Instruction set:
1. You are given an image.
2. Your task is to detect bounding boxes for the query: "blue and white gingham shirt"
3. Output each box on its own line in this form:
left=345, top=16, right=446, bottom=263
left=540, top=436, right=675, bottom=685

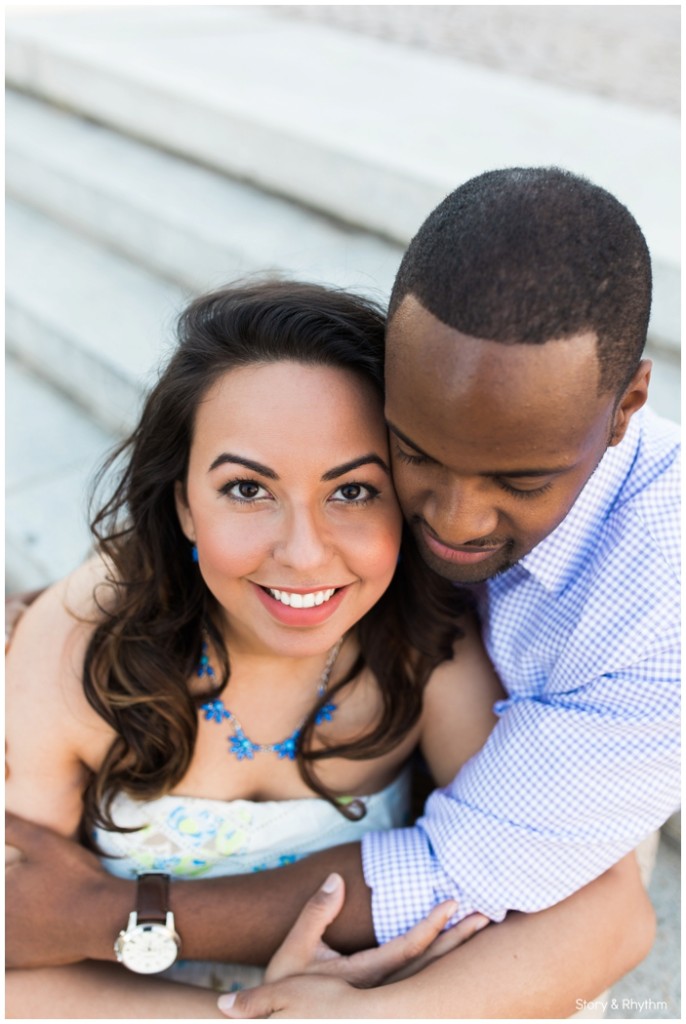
left=363, top=407, right=680, bottom=941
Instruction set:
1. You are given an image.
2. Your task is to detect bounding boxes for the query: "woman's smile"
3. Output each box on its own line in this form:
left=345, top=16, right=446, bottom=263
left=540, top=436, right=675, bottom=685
left=252, top=582, right=351, bottom=627
left=259, top=585, right=341, bottom=607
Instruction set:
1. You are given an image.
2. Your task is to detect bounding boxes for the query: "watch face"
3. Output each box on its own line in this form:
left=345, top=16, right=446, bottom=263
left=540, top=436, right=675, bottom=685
left=117, top=923, right=179, bottom=974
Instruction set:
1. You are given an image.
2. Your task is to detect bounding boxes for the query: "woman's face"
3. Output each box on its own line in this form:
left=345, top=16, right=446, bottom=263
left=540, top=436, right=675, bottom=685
left=176, top=360, right=402, bottom=659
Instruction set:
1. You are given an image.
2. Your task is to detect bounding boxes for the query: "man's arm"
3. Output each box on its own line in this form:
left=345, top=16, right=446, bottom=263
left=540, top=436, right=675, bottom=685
left=7, top=813, right=656, bottom=1019
left=217, top=852, right=655, bottom=1019
left=364, top=637, right=680, bottom=941
left=5, top=813, right=372, bottom=966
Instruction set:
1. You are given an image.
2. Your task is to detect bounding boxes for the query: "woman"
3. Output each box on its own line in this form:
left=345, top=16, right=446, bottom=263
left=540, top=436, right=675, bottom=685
left=6, top=281, right=502, bottom=1017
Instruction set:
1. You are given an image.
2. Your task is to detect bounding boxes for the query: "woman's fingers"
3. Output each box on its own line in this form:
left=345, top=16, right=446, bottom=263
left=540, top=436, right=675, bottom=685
left=315, top=899, right=462, bottom=987
left=385, top=912, right=490, bottom=983
left=264, top=873, right=346, bottom=982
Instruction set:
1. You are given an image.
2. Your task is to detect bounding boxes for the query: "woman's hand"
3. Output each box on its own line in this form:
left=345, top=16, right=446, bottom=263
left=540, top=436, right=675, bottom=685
left=265, top=871, right=488, bottom=988
left=220, top=974, right=373, bottom=1019
left=218, top=875, right=488, bottom=1018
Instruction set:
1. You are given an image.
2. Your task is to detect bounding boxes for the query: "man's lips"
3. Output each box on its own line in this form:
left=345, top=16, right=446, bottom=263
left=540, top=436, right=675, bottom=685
left=420, top=524, right=506, bottom=565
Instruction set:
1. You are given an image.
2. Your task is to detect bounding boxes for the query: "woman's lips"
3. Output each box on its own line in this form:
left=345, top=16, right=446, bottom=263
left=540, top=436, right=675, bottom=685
left=421, top=525, right=505, bottom=565
left=252, top=582, right=349, bottom=626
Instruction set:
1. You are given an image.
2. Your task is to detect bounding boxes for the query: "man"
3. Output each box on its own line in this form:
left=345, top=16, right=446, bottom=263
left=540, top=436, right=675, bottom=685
left=6, top=167, right=679, bottom=1017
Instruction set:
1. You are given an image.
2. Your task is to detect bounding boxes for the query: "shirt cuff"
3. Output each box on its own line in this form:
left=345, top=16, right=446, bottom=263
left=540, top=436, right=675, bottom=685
left=362, top=826, right=457, bottom=944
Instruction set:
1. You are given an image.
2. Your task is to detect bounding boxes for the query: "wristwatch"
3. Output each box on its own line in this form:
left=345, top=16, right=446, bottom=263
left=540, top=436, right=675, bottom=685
left=114, top=873, right=181, bottom=974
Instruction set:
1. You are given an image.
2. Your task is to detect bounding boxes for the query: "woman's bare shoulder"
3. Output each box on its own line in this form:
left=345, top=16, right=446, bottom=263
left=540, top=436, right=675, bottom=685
left=5, top=557, right=118, bottom=832
left=6, top=556, right=116, bottom=742
left=15, top=554, right=115, bottom=638
left=60, top=552, right=119, bottom=620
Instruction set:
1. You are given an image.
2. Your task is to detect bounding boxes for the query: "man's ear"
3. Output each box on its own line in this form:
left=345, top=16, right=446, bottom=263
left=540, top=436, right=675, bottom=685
left=609, top=359, right=651, bottom=446
left=174, top=480, right=196, bottom=542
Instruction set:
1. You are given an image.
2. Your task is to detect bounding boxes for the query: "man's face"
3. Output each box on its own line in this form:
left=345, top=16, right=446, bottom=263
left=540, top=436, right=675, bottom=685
left=385, top=296, right=623, bottom=584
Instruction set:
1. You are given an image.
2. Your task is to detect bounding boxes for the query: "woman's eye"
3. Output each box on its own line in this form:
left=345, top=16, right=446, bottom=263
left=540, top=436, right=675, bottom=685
left=220, top=479, right=270, bottom=502
left=331, top=482, right=380, bottom=504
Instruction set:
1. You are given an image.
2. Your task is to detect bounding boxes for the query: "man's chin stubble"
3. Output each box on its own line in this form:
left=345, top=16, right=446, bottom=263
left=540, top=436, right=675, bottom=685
left=414, top=535, right=518, bottom=585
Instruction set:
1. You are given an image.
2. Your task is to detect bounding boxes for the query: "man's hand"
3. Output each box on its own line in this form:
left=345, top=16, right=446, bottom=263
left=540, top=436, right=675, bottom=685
left=218, top=873, right=488, bottom=1017
left=5, top=811, right=131, bottom=968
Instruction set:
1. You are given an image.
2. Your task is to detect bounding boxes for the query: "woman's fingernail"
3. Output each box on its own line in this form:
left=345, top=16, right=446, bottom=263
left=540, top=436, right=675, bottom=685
left=321, top=872, right=341, bottom=893
left=218, top=993, right=237, bottom=1012
left=475, top=917, right=490, bottom=932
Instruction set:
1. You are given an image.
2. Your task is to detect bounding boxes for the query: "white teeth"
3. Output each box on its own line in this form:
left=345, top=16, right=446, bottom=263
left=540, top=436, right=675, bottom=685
left=267, top=588, right=337, bottom=608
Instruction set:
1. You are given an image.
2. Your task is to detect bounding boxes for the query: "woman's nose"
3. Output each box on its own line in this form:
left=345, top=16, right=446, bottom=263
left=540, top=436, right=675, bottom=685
left=274, top=506, right=331, bottom=571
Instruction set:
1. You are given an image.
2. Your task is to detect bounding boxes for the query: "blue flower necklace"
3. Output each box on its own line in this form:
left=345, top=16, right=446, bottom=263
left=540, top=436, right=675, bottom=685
left=199, top=638, right=342, bottom=761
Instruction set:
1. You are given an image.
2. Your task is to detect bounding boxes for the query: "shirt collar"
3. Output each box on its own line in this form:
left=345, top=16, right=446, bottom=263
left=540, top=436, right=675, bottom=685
left=512, top=408, right=644, bottom=595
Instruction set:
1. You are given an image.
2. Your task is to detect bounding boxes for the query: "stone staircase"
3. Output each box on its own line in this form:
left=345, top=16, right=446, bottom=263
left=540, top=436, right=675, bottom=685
left=6, top=6, right=681, bottom=591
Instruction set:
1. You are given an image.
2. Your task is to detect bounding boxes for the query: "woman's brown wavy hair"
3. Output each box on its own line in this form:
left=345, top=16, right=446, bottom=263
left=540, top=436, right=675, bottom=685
left=80, top=280, right=472, bottom=843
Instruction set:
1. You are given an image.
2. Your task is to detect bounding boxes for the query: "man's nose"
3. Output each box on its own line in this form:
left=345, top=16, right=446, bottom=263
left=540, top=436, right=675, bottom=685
left=427, top=478, right=500, bottom=544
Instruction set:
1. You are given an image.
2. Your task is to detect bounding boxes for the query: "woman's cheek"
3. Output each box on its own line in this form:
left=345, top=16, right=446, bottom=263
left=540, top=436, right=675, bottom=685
left=355, top=511, right=403, bottom=584
left=200, top=520, right=268, bottom=577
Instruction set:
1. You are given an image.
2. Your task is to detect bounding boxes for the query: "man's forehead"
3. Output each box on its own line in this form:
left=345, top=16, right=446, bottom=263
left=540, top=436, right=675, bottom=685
left=385, top=300, right=610, bottom=461
left=387, top=294, right=598, bottom=360
left=388, top=327, right=600, bottom=408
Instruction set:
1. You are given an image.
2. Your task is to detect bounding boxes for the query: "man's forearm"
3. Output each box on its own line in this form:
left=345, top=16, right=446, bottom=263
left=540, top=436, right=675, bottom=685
left=80, top=842, right=374, bottom=965
left=171, top=842, right=373, bottom=962
left=360, top=853, right=656, bottom=1018
left=6, top=810, right=374, bottom=969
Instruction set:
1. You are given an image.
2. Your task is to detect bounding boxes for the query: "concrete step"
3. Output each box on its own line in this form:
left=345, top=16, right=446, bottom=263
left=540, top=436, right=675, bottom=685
left=6, top=186, right=680, bottom=428
left=6, top=353, right=117, bottom=591
left=5, top=90, right=403, bottom=302
left=6, top=198, right=187, bottom=436
left=5, top=7, right=679, bottom=326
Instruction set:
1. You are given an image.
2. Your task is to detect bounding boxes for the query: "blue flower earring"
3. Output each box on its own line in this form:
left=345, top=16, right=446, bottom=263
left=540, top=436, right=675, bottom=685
left=192, top=544, right=199, bottom=563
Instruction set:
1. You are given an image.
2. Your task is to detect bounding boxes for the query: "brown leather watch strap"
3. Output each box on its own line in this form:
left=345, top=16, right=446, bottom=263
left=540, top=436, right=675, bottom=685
left=136, top=873, right=170, bottom=923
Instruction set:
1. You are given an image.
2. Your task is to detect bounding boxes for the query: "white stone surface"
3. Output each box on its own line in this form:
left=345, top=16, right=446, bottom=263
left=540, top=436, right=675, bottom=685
left=643, top=350, right=681, bottom=426
left=5, top=191, right=679, bottom=425
left=4, top=86, right=679, bottom=423
left=6, top=355, right=117, bottom=591
left=5, top=90, right=402, bottom=303
left=6, top=199, right=186, bottom=434
left=5, top=6, right=680, bottom=274
left=280, top=6, right=679, bottom=115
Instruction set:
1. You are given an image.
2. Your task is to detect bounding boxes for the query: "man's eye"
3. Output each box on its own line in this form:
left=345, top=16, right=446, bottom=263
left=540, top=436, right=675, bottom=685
left=499, top=480, right=554, bottom=499
left=393, top=443, right=428, bottom=466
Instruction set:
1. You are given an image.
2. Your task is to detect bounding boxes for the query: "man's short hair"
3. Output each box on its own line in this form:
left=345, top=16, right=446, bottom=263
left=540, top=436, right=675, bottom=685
left=389, top=167, right=652, bottom=395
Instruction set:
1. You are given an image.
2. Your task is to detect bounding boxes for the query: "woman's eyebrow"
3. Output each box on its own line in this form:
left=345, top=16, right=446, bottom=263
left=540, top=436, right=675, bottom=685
left=208, top=453, right=278, bottom=478
left=321, top=454, right=390, bottom=481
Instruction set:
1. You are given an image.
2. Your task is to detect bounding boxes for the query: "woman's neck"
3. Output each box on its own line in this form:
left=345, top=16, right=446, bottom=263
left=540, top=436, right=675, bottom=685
left=196, top=628, right=355, bottom=699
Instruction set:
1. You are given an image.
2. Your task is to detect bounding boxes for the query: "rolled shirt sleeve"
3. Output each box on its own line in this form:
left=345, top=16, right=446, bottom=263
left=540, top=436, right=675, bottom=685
left=363, top=637, right=680, bottom=942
